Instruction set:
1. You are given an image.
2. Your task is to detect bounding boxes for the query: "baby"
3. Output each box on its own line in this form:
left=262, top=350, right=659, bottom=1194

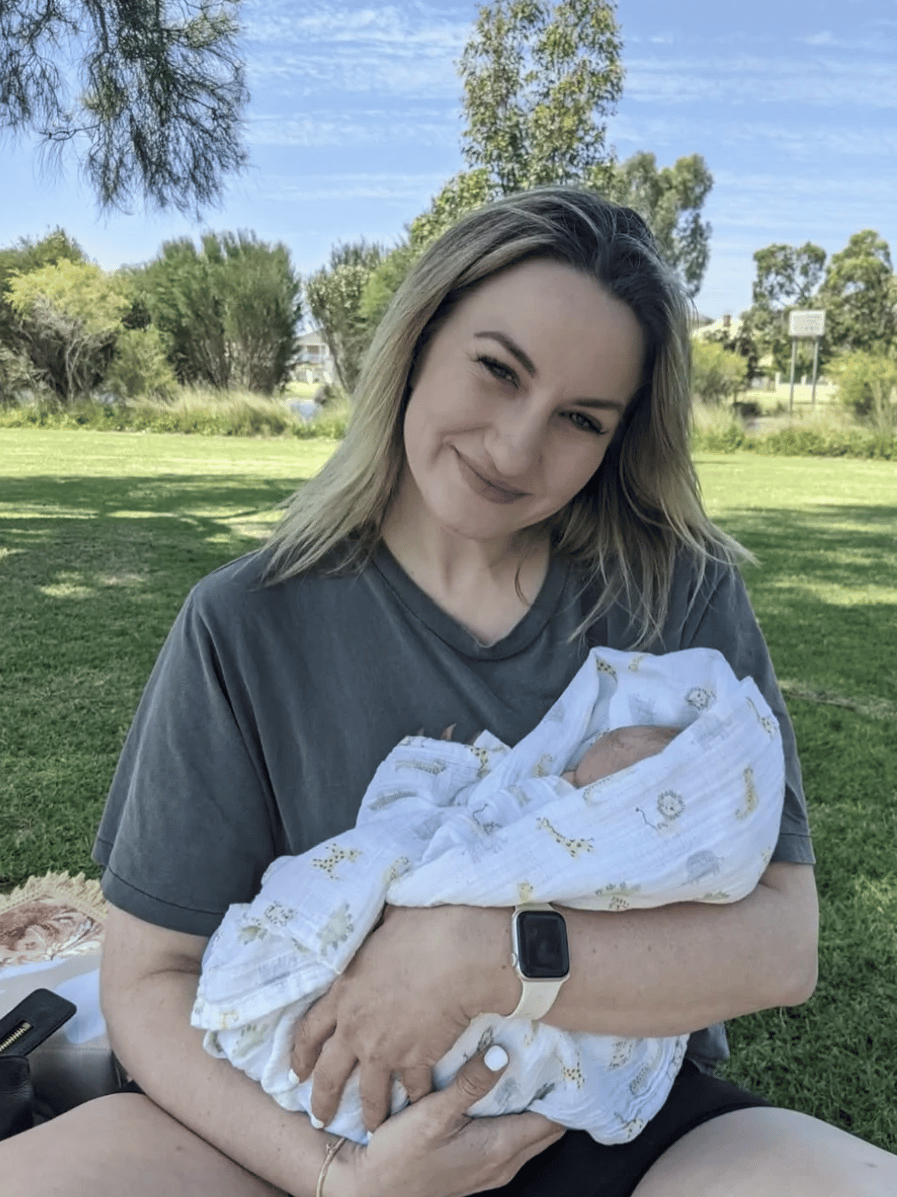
left=194, top=645, right=785, bottom=1145
left=562, top=724, right=679, bottom=787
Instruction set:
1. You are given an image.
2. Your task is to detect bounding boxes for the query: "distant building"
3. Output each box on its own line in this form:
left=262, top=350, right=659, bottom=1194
left=294, top=330, right=335, bottom=383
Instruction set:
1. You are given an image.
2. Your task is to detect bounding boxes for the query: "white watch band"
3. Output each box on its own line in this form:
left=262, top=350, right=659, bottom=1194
left=510, top=903, right=569, bottom=1021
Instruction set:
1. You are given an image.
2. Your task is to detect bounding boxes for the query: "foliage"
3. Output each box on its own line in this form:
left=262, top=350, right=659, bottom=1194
left=832, top=350, right=897, bottom=435
left=0, top=229, right=86, bottom=367
left=590, top=152, right=713, bottom=298
left=105, top=327, right=178, bottom=401
left=459, top=0, right=623, bottom=193
left=0, top=343, right=40, bottom=406
left=305, top=240, right=383, bottom=395
left=408, top=169, right=496, bottom=249
left=7, top=260, right=130, bottom=402
left=140, top=231, right=301, bottom=393
left=818, top=231, right=896, bottom=357
left=742, top=242, right=828, bottom=377
left=0, top=1, right=248, bottom=213
left=690, top=339, right=746, bottom=405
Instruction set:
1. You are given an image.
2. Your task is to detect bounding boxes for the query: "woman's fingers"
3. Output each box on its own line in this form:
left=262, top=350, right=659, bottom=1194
left=398, top=1063, right=433, bottom=1104
left=308, top=1036, right=358, bottom=1127
left=290, top=995, right=337, bottom=1081
left=434, top=1044, right=511, bottom=1129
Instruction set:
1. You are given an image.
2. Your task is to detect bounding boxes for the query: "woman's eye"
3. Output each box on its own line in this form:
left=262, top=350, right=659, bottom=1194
left=477, top=356, right=518, bottom=386
left=565, top=411, right=604, bottom=435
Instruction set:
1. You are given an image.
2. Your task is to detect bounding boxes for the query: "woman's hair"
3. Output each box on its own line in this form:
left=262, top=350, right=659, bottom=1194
left=265, top=185, right=749, bottom=647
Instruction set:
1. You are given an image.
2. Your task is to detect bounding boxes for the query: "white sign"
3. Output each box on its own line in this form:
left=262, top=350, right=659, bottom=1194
left=789, top=310, right=826, bottom=338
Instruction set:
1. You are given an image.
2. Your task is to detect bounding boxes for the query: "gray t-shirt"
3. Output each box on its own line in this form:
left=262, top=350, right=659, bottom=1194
left=93, top=542, right=814, bottom=1070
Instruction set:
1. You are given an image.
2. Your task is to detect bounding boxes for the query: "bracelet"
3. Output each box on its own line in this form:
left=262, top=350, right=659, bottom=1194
left=315, top=1135, right=347, bottom=1197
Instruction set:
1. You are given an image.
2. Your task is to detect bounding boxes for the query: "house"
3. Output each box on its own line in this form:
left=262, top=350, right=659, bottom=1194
left=294, top=330, right=335, bottom=383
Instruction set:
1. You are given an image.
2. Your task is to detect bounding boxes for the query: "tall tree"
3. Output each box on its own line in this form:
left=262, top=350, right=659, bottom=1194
left=818, top=230, right=895, bottom=356
left=459, top=0, right=623, bottom=193
left=0, top=1, right=248, bottom=213
left=8, top=260, right=129, bottom=402
left=305, top=241, right=383, bottom=396
left=142, top=232, right=301, bottom=392
left=744, top=241, right=827, bottom=375
left=592, top=152, right=713, bottom=298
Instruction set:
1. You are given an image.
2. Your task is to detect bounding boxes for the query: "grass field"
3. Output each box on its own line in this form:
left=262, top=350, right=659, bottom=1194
left=1, top=430, right=895, bottom=1149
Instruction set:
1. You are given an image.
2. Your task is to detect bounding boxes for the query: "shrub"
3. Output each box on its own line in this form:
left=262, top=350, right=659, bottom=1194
left=106, top=327, right=178, bottom=401
left=833, top=350, right=897, bottom=435
left=691, top=339, right=747, bottom=405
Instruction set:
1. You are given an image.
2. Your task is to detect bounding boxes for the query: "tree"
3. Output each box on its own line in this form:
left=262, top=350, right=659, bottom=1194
left=0, top=1, right=248, bottom=213
left=8, top=260, right=130, bottom=402
left=305, top=241, right=383, bottom=395
left=690, top=339, right=747, bottom=405
left=742, top=241, right=827, bottom=376
left=592, top=152, right=713, bottom=298
left=819, top=231, right=895, bottom=356
left=141, top=232, right=301, bottom=393
left=459, top=0, right=623, bottom=193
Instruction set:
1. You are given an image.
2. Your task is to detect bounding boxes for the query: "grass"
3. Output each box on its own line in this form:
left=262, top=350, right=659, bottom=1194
left=1, top=431, right=895, bottom=1150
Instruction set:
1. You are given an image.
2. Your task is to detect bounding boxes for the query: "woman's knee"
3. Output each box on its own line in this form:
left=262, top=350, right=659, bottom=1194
left=633, top=1106, right=897, bottom=1197
left=0, top=1093, right=284, bottom=1197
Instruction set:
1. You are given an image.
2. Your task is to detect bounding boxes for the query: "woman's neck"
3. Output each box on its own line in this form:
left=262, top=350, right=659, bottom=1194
left=381, top=510, right=551, bottom=647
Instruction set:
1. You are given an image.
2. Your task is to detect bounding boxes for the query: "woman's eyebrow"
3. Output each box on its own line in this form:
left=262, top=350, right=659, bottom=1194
left=474, top=330, right=537, bottom=377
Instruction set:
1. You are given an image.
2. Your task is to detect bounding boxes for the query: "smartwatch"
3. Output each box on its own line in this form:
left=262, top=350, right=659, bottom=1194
left=509, top=903, right=570, bottom=1020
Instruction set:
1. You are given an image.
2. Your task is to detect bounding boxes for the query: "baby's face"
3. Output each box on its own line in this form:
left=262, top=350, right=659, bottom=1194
left=563, top=725, right=679, bottom=787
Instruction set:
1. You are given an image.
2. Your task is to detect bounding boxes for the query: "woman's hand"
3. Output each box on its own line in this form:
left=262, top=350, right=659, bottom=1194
left=290, top=904, right=515, bottom=1132
left=329, top=1047, right=565, bottom=1197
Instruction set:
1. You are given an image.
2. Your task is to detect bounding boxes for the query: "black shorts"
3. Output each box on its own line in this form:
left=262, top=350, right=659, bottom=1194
left=479, top=1059, right=769, bottom=1197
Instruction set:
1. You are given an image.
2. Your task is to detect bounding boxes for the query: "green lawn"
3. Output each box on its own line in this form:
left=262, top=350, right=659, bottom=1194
left=1, top=431, right=895, bottom=1149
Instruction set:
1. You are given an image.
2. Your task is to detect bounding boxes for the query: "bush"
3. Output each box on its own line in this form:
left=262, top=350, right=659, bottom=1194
left=691, top=339, right=747, bottom=405
left=691, top=401, right=747, bottom=452
left=106, top=327, right=178, bottom=401
left=833, top=350, right=897, bottom=435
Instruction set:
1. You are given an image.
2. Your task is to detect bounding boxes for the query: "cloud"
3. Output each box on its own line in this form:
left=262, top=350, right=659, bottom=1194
left=624, top=55, right=897, bottom=108
left=254, top=171, right=448, bottom=205
left=247, top=111, right=457, bottom=148
left=241, top=1, right=469, bottom=97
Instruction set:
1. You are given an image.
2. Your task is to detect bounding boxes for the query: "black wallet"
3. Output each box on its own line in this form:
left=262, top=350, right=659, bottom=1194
left=0, top=988, right=77, bottom=1058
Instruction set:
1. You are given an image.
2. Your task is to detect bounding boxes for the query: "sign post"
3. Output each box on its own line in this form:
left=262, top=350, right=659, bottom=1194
left=788, top=310, right=826, bottom=411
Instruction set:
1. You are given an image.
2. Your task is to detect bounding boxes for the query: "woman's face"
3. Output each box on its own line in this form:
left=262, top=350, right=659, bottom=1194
left=394, top=258, right=646, bottom=552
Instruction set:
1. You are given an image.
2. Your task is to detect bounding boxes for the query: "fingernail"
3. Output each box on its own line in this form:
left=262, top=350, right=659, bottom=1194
left=364, top=1131, right=372, bottom=1145
left=288, top=1069, right=300, bottom=1086
left=484, top=1045, right=508, bottom=1071
left=309, top=1114, right=324, bottom=1129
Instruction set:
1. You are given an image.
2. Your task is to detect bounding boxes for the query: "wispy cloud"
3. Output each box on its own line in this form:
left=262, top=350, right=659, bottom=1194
left=255, top=171, right=448, bottom=205
left=247, top=111, right=457, bottom=148
left=241, top=2, right=468, bottom=97
left=625, top=55, right=897, bottom=109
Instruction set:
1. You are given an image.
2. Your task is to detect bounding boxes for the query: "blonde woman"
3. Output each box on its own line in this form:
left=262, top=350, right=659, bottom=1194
left=4, top=189, right=894, bottom=1197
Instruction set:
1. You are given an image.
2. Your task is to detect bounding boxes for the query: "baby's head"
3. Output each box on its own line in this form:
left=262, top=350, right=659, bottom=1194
left=562, top=724, right=679, bottom=787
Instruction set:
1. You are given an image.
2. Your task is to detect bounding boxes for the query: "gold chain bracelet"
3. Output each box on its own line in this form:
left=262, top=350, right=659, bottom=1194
left=315, top=1135, right=347, bottom=1197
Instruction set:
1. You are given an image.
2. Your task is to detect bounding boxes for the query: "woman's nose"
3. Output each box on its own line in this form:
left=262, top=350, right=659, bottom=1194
left=484, top=405, right=545, bottom=476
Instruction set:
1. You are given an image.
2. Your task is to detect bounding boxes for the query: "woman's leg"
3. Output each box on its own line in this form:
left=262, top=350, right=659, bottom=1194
left=633, top=1105, right=897, bottom=1197
left=0, top=1093, right=287, bottom=1197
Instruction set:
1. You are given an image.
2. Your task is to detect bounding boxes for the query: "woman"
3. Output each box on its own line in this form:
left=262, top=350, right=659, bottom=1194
left=3, top=188, right=894, bottom=1197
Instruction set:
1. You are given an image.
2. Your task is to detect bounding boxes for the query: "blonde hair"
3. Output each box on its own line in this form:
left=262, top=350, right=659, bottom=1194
left=265, top=186, right=749, bottom=646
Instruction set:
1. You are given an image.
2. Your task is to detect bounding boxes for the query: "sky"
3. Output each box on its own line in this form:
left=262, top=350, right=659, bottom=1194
left=3, top=0, right=896, bottom=319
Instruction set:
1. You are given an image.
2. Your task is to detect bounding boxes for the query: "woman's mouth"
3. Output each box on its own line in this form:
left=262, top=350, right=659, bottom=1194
left=453, top=449, right=528, bottom=504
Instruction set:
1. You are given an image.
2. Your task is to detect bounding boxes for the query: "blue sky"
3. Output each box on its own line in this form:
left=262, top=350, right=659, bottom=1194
left=3, top=0, right=895, bottom=318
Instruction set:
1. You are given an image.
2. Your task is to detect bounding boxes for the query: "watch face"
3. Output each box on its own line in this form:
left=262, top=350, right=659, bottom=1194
left=517, top=910, right=570, bottom=979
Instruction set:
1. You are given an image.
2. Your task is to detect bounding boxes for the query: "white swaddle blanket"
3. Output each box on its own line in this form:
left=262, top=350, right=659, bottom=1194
left=192, top=646, right=785, bottom=1144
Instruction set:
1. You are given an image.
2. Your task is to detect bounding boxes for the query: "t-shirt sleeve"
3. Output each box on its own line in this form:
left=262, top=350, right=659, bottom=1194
left=93, top=581, right=280, bottom=936
left=675, top=560, right=815, bottom=866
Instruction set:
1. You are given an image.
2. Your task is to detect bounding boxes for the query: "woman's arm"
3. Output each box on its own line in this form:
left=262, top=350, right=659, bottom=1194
left=101, top=905, right=561, bottom=1197
left=295, top=862, right=818, bottom=1128
left=495, top=861, right=819, bottom=1036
